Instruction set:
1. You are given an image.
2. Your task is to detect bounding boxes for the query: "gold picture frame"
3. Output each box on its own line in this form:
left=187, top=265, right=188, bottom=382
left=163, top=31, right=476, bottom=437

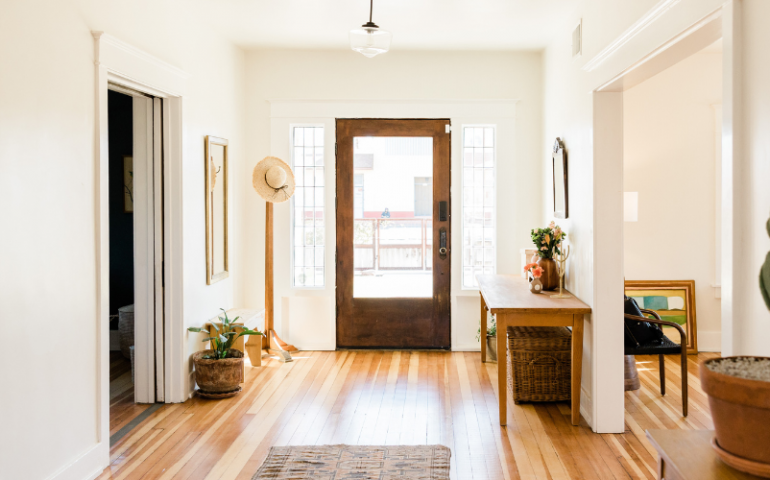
left=205, top=136, right=229, bottom=285
left=624, top=280, right=698, bottom=354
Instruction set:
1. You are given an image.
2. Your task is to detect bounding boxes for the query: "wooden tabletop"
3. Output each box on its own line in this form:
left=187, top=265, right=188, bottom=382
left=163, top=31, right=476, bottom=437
left=477, top=275, right=591, bottom=315
left=646, top=429, right=764, bottom=480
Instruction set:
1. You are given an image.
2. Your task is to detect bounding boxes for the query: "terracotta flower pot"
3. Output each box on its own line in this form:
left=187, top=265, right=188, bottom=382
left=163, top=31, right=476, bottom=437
left=192, top=349, right=244, bottom=394
left=536, top=257, right=559, bottom=291
left=700, top=357, right=770, bottom=476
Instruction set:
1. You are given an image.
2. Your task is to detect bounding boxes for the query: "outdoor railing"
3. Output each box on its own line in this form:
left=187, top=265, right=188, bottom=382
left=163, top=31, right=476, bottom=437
left=354, top=218, right=432, bottom=271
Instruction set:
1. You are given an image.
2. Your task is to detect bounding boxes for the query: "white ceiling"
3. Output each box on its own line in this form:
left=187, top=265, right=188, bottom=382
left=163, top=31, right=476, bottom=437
left=197, top=0, right=580, bottom=51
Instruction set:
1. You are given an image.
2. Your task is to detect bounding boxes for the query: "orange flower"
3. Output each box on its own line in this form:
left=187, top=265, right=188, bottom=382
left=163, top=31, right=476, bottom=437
left=532, top=266, right=544, bottom=278
left=523, top=262, right=539, bottom=273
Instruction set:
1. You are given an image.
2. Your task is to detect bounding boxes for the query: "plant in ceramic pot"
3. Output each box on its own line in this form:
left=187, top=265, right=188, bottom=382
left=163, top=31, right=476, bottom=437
left=476, top=314, right=497, bottom=362
left=188, top=309, right=263, bottom=397
left=530, top=222, right=566, bottom=291
left=699, top=216, right=770, bottom=477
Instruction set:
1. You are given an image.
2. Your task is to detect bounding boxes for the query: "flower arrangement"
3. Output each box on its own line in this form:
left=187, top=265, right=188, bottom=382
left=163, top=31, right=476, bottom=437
left=524, top=263, right=544, bottom=278
left=530, top=221, right=566, bottom=259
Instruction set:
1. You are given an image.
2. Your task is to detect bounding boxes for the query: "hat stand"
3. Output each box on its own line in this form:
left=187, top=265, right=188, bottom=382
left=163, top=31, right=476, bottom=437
left=263, top=202, right=297, bottom=362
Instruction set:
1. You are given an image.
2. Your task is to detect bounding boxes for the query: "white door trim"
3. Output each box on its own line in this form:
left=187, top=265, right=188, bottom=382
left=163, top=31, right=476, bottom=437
left=91, top=31, right=187, bottom=475
left=587, top=2, right=735, bottom=432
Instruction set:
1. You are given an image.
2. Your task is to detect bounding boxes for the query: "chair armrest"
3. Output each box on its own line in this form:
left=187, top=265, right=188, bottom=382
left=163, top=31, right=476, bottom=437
left=623, top=313, right=687, bottom=345
left=640, top=308, right=662, bottom=321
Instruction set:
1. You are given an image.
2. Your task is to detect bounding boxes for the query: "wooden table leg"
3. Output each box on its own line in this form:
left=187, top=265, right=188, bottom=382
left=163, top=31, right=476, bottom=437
left=571, top=314, right=584, bottom=426
left=497, top=314, right=508, bottom=425
left=480, top=293, right=487, bottom=363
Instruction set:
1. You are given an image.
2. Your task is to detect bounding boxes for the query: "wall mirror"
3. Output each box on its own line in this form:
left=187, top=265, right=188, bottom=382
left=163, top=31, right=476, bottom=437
left=552, top=137, right=568, bottom=219
left=205, top=135, right=229, bottom=284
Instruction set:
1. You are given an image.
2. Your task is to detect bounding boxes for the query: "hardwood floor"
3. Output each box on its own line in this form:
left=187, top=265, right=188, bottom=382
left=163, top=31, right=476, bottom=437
left=98, top=351, right=718, bottom=480
left=110, top=351, right=150, bottom=436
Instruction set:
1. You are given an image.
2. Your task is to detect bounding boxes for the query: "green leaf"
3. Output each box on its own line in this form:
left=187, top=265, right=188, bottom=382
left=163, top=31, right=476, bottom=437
left=188, top=327, right=205, bottom=333
left=209, top=322, right=219, bottom=333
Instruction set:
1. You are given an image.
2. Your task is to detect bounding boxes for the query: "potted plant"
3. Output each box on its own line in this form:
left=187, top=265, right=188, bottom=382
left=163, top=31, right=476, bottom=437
left=187, top=309, right=263, bottom=397
left=699, top=217, right=770, bottom=477
left=477, top=314, right=497, bottom=362
left=530, top=222, right=566, bottom=290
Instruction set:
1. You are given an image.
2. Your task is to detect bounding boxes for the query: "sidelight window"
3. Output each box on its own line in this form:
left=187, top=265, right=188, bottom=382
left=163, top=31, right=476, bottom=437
left=462, top=126, right=496, bottom=288
left=291, top=126, right=325, bottom=287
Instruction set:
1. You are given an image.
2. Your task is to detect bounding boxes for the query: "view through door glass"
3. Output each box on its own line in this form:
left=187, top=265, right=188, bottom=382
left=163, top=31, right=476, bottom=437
left=353, top=137, right=433, bottom=298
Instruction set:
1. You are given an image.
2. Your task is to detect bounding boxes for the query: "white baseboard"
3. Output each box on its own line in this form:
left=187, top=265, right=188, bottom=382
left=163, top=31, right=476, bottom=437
left=698, top=330, right=722, bottom=352
left=109, top=331, right=120, bottom=351
left=452, top=344, right=481, bottom=352
left=295, top=344, right=335, bottom=351
left=45, top=442, right=107, bottom=480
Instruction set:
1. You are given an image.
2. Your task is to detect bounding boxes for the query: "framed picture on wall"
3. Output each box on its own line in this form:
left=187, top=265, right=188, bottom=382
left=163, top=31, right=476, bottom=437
left=205, top=136, right=229, bottom=285
left=624, top=280, right=698, bottom=354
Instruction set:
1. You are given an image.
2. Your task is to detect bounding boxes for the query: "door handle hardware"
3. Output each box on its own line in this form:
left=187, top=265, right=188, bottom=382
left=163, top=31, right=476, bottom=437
left=439, top=228, right=448, bottom=257
left=439, top=201, right=448, bottom=222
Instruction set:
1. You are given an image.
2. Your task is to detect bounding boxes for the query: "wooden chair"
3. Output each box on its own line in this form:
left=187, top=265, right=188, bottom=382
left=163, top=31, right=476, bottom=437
left=624, top=308, right=688, bottom=417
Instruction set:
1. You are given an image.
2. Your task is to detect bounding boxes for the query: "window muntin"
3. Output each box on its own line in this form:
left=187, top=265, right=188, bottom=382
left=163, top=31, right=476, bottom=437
left=291, top=126, right=325, bottom=287
left=462, top=126, right=496, bottom=289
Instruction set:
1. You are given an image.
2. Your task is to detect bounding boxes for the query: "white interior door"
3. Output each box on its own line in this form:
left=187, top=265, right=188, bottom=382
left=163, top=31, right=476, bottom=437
left=131, top=95, right=164, bottom=403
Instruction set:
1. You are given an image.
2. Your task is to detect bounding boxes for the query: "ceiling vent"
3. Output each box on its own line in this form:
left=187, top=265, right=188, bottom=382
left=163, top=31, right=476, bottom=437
left=572, top=20, right=582, bottom=58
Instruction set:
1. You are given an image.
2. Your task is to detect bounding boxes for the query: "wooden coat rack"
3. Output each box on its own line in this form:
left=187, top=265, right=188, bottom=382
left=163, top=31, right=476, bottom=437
left=263, top=202, right=297, bottom=362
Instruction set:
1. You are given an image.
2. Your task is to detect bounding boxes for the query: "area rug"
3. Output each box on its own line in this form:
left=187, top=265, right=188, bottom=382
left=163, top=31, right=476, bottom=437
left=251, top=444, right=451, bottom=479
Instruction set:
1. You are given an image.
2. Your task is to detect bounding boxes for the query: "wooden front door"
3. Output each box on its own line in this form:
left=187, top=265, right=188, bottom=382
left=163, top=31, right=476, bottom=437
left=335, top=119, right=451, bottom=349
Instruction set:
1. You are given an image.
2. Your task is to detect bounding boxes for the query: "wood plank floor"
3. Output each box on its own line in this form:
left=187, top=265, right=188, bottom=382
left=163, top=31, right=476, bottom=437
left=98, top=351, right=718, bottom=480
left=110, top=351, right=150, bottom=436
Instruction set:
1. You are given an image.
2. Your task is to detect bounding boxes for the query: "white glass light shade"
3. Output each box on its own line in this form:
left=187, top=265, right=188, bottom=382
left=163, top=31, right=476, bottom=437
left=350, top=26, right=392, bottom=58
left=624, top=192, right=638, bottom=222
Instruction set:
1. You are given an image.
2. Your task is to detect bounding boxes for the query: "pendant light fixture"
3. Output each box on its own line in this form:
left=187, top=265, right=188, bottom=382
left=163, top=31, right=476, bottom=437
left=349, top=0, right=392, bottom=58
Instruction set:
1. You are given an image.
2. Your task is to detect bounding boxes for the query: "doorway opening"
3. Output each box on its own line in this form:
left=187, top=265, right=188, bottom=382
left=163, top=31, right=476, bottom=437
left=106, top=87, right=166, bottom=444
left=336, top=119, right=451, bottom=349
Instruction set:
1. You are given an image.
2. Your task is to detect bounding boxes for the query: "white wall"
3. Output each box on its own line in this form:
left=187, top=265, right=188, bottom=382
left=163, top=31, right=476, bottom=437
left=244, top=50, right=544, bottom=352
left=542, top=0, right=728, bottom=432
left=0, top=0, right=245, bottom=478
left=733, top=0, right=770, bottom=356
left=623, top=51, right=723, bottom=351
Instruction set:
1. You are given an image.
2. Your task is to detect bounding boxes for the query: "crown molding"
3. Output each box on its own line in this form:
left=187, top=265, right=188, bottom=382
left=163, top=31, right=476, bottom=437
left=581, top=0, right=682, bottom=72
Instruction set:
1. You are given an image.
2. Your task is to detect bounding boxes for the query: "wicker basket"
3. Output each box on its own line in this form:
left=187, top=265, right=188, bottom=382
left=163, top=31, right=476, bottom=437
left=118, top=304, right=135, bottom=359
left=507, top=326, right=571, bottom=404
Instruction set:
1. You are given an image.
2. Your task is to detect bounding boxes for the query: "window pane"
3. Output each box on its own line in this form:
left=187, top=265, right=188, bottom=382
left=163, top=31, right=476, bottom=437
left=462, top=126, right=496, bottom=288
left=353, top=136, right=433, bottom=298
left=291, top=126, right=325, bottom=287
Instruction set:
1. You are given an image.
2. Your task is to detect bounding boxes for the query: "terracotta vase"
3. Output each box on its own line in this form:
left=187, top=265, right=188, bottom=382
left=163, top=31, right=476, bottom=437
left=700, top=357, right=770, bottom=477
left=192, top=349, right=244, bottom=394
left=537, top=257, right=559, bottom=291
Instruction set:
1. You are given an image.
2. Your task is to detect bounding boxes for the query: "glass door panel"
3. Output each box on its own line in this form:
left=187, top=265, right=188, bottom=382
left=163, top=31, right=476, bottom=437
left=352, top=136, right=433, bottom=298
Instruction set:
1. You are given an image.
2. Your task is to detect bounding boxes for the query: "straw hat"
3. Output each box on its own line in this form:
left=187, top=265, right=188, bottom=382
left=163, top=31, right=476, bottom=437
left=252, top=156, right=295, bottom=203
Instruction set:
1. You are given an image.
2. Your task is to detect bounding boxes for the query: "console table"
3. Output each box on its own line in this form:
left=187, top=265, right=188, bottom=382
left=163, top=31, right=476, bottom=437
left=477, top=274, right=591, bottom=426
left=646, top=429, right=763, bottom=479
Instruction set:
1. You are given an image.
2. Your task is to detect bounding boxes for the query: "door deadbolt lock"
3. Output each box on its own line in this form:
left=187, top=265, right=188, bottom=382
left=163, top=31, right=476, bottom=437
left=439, top=228, right=448, bottom=257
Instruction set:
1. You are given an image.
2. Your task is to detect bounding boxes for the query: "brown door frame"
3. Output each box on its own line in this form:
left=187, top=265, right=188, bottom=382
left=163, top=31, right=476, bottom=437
left=335, top=119, right=451, bottom=349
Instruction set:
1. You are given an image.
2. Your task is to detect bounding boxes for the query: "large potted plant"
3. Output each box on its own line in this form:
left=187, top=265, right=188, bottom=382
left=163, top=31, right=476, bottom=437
left=188, top=309, right=263, bottom=398
left=699, top=217, right=770, bottom=477
left=530, top=222, right=566, bottom=291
